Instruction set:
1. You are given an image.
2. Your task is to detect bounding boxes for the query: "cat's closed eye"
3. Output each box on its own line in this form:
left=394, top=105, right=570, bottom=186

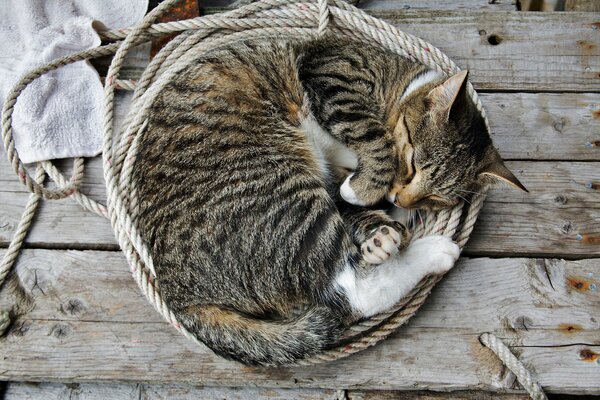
left=425, top=194, right=444, bottom=202
left=398, top=116, right=416, bottom=181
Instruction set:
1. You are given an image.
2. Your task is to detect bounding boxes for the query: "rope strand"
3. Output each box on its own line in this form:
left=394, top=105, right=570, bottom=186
left=0, top=0, right=490, bottom=361
left=0, top=165, right=45, bottom=336
left=480, top=333, right=548, bottom=400
left=0, top=4, right=544, bottom=397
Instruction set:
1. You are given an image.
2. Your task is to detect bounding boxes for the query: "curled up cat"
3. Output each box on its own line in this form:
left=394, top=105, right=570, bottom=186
left=132, top=35, right=526, bottom=365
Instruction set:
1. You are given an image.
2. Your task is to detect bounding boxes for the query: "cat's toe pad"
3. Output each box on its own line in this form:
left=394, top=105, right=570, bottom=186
left=361, top=226, right=401, bottom=264
left=405, top=235, right=460, bottom=274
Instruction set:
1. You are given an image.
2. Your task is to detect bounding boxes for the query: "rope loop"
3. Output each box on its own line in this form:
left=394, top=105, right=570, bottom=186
left=0, top=0, right=514, bottom=374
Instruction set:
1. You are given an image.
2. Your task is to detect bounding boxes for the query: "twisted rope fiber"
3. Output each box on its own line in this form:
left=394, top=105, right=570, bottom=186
left=102, top=3, right=460, bottom=346
left=0, top=2, right=544, bottom=394
left=480, top=333, right=548, bottom=400
left=0, top=0, right=491, bottom=360
left=0, top=165, right=45, bottom=335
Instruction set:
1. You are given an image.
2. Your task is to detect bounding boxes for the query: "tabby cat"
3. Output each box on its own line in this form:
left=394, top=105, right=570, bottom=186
left=132, top=35, right=525, bottom=365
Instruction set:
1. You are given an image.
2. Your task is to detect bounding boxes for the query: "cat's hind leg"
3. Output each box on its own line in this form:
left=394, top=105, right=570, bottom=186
left=335, top=235, right=460, bottom=317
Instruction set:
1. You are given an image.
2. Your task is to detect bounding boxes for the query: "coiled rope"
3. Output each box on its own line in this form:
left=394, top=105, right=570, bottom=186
left=0, top=0, right=545, bottom=397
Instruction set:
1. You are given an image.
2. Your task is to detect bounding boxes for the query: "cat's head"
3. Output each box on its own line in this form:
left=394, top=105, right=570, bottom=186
left=388, top=70, right=526, bottom=210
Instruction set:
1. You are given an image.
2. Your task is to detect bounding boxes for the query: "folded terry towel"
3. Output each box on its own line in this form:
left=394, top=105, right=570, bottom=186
left=0, top=0, right=148, bottom=163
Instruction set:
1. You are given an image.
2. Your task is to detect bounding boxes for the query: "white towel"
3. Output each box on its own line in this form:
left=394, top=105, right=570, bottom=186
left=0, top=0, right=148, bottom=163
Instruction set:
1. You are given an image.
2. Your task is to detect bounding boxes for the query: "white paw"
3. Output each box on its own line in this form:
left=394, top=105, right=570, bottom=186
left=340, top=174, right=366, bottom=206
left=361, top=226, right=402, bottom=264
left=403, top=235, right=460, bottom=275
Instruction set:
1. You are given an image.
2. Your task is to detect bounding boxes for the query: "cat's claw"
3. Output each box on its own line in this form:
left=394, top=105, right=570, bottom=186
left=403, top=235, right=460, bottom=275
left=361, top=226, right=402, bottom=264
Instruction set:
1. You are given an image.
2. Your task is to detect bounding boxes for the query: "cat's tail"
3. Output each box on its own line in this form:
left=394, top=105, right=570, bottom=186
left=177, top=304, right=344, bottom=366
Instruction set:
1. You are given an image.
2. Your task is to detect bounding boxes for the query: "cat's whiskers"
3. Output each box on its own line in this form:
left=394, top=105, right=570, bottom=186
left=456, top=188, right=484, bottom=196
left=416, top=209, right=424, bottom=226
left=454, top=192, right=472, bottom=205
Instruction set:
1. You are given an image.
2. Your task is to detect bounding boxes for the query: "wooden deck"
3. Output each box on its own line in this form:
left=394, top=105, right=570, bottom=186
left=1, top=0, right=599, bottom=398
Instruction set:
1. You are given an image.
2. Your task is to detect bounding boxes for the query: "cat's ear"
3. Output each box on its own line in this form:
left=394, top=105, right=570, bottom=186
left=479, top=156, right=529, bottom=192
left=427, top=70, right=469, bottom=122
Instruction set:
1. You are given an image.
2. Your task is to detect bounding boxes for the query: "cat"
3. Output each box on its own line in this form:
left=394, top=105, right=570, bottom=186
left=131, top=35, right=526, bottom=366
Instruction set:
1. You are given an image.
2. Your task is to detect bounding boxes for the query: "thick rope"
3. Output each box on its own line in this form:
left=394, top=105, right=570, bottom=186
left=480, top=333, right=548, bottom=400
left=0, top=3, right=545, bottom=395
left=0, top=0, right=490, bottom=358
left=0, top=165, right=45, bottom=336
left=317, top=0, right=330, bottom=35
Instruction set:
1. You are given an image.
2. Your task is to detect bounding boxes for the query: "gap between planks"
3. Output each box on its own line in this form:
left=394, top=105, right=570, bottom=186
left=1, top=382, right=535, bottom=400
left=199, top=0, right=517, bottom=13
left=1, top=89, right=600, bottom=256
left=0, top=250, right=598, bottom=394
left=2, top=159, right=599, bottom=258
left=100, top=10, right=600, bottom=92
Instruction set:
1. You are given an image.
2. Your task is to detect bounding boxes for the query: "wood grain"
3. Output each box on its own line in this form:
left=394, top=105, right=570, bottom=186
left=2, top=382, right=535, bottom=400
left=200, top=0, right=517, bottom=13
left=1, top=382, right=539, bottom=400
left=374, top=10, right=600, bottom=92
left=565, top=0, right=600, bottom=12
left=2, top=159, right=599, bottom=257
left=2, top=382, right=340, bottom=400
left=467, top=160, right=600, bottom=258
left=481, top=92, right=600, bottom=161
left=348, top=391, right=531, bottom=400
left=112, top=11, right=600, bottom=91
left=0, top=250, right=598, bottom=393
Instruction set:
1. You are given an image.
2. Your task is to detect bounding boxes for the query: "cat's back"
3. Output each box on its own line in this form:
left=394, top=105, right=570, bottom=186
left=131, top=38, right=352, bottom=314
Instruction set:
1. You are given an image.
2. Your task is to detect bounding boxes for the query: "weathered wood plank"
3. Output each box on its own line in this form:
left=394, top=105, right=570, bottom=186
left=565, top=0, right=600, bottom=12
left=4, top=320, right=599, bottom=393
left=356, top=0, right=516, bottom=11
left=1, top=382, right=539, bottom=400
left=3, top=382, right=142, bottom=400
left=482, top=92, right=600, bottom=161
left=2, top=159, right=599, bottom=258
left=348, top=390, right=531, bottom=399
left=2, top=251, right=599, bottom=342
left=3, top=382, right=340, bottom=400
left=468, top=161, right=600, bottom=258
left=117, top=11, right=600, bottom=91
left=4, top=91, right=599, bottom=167
left=200, top=0, right=517, bottom=12
left=2, top=382, right=535, bottom=400
left=0, top=250, right=598, bottom=393
left=374, top=10, right=600, bottom=91
left=4, top=92, right=599, bottom=184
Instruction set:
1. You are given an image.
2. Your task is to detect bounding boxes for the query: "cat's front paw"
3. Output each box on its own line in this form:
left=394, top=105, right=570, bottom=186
left=361, top=226, right=402, bottom=264
left=403, top=235, right=460, bottom=275
left=340, top=174, right=365, bottom=206
left=340, top=173, right=387, bottom=206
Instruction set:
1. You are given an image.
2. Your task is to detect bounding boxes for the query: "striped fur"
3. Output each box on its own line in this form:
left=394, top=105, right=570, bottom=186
left=131, top=35, right=514, bottom=365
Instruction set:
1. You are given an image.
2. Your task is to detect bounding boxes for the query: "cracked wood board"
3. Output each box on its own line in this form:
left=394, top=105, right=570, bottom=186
left=107, top=11, right=600, bottom=91
left=2, top=159, right=599, bottom=257
left=2, top=382, right=533, bottom=399
left=0, top=250, right=598, bottom=393
left=200, top=0, right=516, bottom=13
left=2, top=90, right=600, bottom=256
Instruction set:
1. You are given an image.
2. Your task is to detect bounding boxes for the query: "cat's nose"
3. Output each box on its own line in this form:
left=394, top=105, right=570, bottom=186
left=395, top=192, right=417, bottom=208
